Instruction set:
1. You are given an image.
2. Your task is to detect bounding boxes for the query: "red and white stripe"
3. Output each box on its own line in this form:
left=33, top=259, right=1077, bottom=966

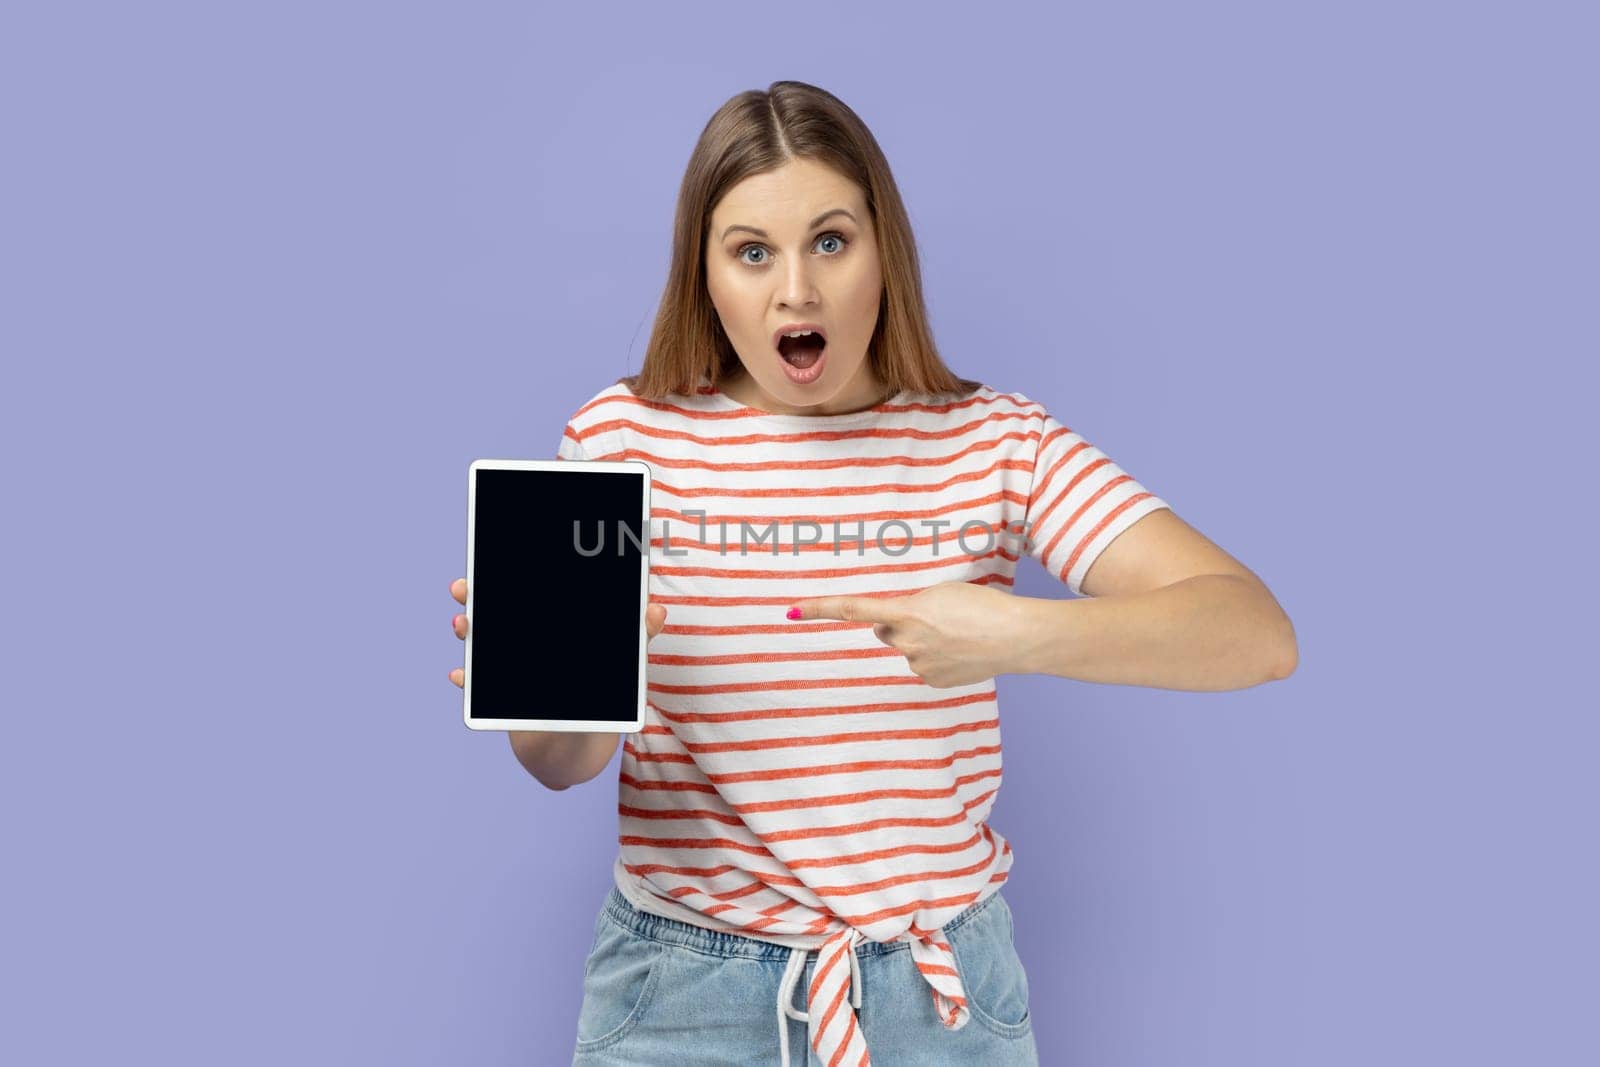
left=555, top=375, right=1168, bottom=1061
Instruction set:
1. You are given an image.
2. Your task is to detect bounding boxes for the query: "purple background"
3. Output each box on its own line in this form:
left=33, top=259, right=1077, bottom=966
left=5, top=2, right=1595, bottom=1064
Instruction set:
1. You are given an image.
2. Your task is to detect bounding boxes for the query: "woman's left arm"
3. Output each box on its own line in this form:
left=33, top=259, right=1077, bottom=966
left=788, top=510, right=1296, bottom=693
left=790, top=577, right=1293, bottom=694
left=1008, top=574, right=1296, bottom=692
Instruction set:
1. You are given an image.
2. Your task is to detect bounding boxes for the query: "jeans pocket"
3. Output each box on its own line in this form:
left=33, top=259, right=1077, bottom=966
left=947, top=895, right=1033, bottom=1039
left=581, top=910, right=607, bottom=980
left=573, top=919, right=669, bottom=1053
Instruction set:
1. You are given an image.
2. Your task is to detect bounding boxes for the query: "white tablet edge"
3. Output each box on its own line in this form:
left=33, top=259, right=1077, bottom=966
left=462, top=457, right=651, bottom=734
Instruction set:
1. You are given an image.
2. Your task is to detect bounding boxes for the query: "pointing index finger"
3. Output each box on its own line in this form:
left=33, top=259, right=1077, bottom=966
left=788, top=595, right=903, bottom=624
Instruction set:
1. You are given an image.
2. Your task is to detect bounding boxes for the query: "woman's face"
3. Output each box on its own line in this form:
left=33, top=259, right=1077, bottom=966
left=705, top=157, right=886, bottom=415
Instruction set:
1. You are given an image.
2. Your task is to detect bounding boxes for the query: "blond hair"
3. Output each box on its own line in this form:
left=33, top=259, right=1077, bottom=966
left=618, top=80, right=983, bottom=401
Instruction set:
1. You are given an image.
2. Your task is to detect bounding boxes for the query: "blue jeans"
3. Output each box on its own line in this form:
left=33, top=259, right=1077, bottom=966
left=571, top=885, right=1040, bottom=1065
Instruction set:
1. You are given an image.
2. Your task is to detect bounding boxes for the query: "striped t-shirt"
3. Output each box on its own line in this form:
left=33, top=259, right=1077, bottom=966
left=554, top=374, right=1170, bottom=1065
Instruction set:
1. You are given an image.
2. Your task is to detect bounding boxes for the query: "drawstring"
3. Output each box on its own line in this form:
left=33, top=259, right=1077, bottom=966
left=777, top=939, right=862, bottom=1067
left=777, top=947, right=807, bottom=1067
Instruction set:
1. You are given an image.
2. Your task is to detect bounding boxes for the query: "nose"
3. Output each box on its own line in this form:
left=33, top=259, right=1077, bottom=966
left=776, top=255, right=820, bottom=309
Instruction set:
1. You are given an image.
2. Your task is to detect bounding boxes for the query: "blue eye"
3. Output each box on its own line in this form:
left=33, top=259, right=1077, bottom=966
left=737, top=231, right=849, bottom=266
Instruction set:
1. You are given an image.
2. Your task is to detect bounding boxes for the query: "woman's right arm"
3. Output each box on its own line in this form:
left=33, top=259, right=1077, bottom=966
left=449, top=577, right=667, bottom=792
left=507, top=729, right=621, bottom=791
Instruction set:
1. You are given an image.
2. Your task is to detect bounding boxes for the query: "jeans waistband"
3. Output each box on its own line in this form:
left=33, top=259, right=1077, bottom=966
left=599, top=884, right=998, bottom=962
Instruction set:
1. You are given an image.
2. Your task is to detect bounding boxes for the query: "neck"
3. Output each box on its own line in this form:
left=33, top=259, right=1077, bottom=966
left=718, top=367, right=892, bottom=416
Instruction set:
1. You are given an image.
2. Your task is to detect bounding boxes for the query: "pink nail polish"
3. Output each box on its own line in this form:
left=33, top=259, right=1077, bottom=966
left=786, top=607, right=802, bottom=620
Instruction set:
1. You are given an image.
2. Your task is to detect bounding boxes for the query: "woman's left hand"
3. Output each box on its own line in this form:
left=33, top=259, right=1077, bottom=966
left=786, top=582, right=1029, bottom=688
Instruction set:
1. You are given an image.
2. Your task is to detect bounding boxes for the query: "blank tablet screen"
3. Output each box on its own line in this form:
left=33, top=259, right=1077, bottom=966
left=467, top=464, right=647, bottom=725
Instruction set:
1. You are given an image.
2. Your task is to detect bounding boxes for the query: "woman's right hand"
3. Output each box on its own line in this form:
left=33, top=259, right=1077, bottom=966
left=448, top=577, right=667, bottom=688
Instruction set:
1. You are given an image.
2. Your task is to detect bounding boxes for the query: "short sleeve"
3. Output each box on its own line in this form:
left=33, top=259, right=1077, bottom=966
left=1022, top=406, right=1171, bottom=597
left=555, top=421, right=591, bottom=461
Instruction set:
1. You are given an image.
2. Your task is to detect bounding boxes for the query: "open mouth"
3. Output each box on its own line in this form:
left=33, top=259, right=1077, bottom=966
left=777, top=330, right=826, bottom=369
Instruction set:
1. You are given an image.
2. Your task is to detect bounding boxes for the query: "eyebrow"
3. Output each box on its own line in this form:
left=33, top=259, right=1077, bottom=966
left=720, top=208, right=858, bottom=241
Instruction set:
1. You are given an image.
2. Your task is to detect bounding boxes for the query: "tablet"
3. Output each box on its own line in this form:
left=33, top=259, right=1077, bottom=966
left=463, top=457, right=651, bottom=733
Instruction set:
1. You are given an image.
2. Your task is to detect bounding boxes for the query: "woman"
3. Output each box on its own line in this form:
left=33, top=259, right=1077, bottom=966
left=448, top=80, right=1296, bottom=1066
